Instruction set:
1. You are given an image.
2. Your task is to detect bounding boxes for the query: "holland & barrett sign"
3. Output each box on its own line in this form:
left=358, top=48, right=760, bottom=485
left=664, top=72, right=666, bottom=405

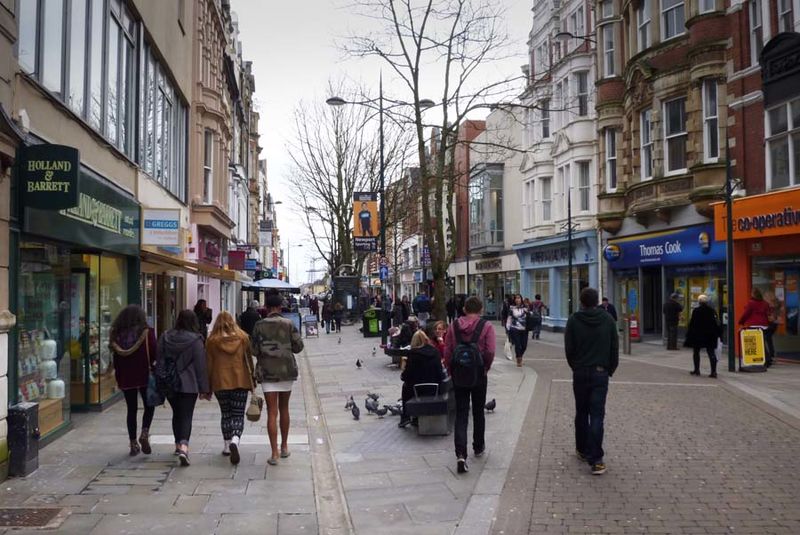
left=20, top=144, right=80, bottom=210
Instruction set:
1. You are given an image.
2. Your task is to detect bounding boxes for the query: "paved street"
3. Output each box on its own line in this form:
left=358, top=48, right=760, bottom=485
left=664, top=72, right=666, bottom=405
left=2, top=324, right=800, bottom=534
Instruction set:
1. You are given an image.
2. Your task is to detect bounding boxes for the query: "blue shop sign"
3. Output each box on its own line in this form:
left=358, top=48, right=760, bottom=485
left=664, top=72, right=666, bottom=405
left=604, top=224, right=724, bottom=270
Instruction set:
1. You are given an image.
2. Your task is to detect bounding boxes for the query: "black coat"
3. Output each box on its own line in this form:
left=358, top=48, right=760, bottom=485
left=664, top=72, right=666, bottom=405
left=238, top=308, right=261, bottom=337
left=663, top=299, right=683, bottom=325
left=401, top=344, right=446, bottom=387
left=684, top=304, right=721, bottom=349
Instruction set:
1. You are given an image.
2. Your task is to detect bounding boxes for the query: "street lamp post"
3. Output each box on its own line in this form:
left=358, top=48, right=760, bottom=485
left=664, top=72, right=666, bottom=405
left=724, top=138, right=736, bottom=372
left=286, top=241, right=303, bottom=285
left=567, top=186, right=574, bottom=316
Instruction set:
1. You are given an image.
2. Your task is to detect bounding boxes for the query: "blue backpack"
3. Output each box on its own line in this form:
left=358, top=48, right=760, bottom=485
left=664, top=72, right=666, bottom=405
left=451, top=320, right=486, bottom=388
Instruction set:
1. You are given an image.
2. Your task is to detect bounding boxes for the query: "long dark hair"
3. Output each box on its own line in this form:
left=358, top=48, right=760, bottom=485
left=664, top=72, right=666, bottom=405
left=110, top=304, right=147, bottom=341
left=174, top=309, right=200, bottom=333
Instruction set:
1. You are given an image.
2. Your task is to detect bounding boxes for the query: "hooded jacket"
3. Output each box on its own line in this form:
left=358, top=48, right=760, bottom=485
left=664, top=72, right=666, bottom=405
left=443, top=315, right=496, bottom=375
left=238, top=307, right=261, bottom=337
left=206, top=332, right=253, bottom=392
left=401, top=344, right=447, bottom=387
left=110, top=327, right=157, bottom=390
left=157, top=329, right=209, bottom=394
left=564, top=307, right=619, bottom=376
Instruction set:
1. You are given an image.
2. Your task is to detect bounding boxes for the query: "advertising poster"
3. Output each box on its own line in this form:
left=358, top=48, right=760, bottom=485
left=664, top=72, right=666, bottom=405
left=353, top=192, right=378, bottom=252
left=740, top=328, right=766, bottom=368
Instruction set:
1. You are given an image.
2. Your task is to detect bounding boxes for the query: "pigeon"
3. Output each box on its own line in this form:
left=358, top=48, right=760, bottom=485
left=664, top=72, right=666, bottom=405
left=367, top=392, right=380, bottom=401
left=374, top=406, right=388, bottom=418
left=385, top=404, right=402, bottom=416
left=485, top=398, right=496, bottom=412
left=371, top=347, right=377, bottom=357
left=356, top=359, right=362, bottom=369
left=351, top=404, right=360, bottom=420
left=338, top=337, right=342, bottom=344
left=365, top=398, right=379, bottom=413
left=344, top=396, right=355, bottom=411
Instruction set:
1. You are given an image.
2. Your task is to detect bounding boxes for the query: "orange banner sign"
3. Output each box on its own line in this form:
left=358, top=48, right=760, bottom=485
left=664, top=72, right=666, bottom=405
left=714, top=187, right=800, bottom=241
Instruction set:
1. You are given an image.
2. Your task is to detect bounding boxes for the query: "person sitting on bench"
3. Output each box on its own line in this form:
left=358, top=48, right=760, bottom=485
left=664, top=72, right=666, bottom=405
left=399, top=330, right=447, bottom=428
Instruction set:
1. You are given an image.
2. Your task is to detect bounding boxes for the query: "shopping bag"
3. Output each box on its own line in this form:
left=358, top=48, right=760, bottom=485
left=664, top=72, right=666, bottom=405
left=145, top=373, right=165, bottom=407
left=504, top=338, right=514, bottom=361
left=246, top=392, right=264, bottom=422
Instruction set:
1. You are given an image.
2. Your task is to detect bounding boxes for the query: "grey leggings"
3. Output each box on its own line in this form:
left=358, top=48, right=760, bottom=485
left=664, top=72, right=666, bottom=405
left=215, top=389, right=249, bottom=440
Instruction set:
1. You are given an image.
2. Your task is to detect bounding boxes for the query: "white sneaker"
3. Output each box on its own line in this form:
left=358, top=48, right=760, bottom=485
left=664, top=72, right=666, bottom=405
left=222, top=440, right=231, bottom=456
left=229, top=435, right=241, bottom=465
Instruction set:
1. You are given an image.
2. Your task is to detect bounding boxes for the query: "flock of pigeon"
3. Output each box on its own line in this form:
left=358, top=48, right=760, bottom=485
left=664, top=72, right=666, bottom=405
left=354, top=346, right=379, bottom=369
left=345, top=392, right=497, bottom=421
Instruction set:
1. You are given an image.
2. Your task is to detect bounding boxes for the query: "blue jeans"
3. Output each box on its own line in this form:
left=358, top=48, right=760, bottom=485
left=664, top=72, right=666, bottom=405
left=572, top=367, right=609, bottom=464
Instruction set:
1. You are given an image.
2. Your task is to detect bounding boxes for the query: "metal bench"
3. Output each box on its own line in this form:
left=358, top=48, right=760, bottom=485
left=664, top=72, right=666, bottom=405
left=404, top=382, right=455, bottom=436
left=384, top=347, right=409, bottom=366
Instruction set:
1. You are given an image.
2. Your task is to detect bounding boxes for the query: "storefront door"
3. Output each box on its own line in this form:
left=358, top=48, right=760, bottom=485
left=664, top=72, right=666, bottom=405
left=70, top=269, right=92, bottom=405
left=642, top=267, right=662, bottom=336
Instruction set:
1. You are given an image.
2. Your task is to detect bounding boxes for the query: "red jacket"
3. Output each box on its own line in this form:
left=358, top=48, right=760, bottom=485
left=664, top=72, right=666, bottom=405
left=739, top=298, right=771, bottom=327
left=443, top=315, right=496, bottom=374
left=111, top=327, right=158, bottom=390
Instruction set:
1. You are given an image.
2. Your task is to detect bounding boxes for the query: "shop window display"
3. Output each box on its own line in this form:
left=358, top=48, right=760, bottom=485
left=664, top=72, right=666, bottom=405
left=17, top=242, right=71, bottom=437
left=752, top=258, right=800, bottom=359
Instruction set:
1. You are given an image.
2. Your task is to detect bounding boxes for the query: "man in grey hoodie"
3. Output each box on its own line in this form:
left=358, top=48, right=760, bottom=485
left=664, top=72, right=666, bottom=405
left=564, top=287, right=618, bottom=476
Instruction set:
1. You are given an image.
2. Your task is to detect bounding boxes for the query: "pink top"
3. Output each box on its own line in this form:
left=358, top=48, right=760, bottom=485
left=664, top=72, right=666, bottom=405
left=443, top=315, right=496, bottom=374
left=739, top=298, right=771, bottom=327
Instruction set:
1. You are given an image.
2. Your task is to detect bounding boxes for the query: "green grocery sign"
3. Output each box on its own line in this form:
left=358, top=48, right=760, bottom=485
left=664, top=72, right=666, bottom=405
left=19, top=144, right=80, bottom=210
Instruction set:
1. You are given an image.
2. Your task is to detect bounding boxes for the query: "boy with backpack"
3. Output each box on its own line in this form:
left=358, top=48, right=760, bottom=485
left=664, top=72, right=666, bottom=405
left=444, top=296, right=496, bottom=474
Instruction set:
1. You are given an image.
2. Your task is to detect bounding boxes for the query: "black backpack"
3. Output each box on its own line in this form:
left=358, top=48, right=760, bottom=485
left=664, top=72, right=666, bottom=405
left=155, top=348, right=184, bottom=398
left=451, top=320, right=486, bottom=388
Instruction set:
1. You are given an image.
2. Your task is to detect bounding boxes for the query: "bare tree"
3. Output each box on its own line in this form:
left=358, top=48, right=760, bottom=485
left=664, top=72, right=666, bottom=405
left=286, top=80, right=414, bottom=278
left=347, top=0, right=523, bottom=319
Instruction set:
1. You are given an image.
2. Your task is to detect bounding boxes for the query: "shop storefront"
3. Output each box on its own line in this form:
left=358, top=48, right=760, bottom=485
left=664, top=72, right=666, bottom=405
left=13, top=155, right=140, bottom=440
left=714, top=187, right=800, bottom=360
left=604, top=224, right=726, bottom=341
left=515, top=230, right=599, bottom=330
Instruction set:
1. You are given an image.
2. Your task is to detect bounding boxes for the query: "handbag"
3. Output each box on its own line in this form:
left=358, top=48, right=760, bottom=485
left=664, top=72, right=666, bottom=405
left=244, top=348, right=263, bottom=422
left=504, top=338, right=514, bottom=361
left=143, top=330, right=165, bottom=407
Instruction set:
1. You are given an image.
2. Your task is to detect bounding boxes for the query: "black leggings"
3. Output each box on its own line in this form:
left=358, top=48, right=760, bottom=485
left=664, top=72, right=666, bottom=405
left=168, top=393, right=198, bottom=445
left=123, top=387, right=155, bottom=441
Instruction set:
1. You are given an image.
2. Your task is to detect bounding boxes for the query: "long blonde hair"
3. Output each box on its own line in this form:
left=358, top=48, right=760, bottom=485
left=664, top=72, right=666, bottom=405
left=208, top=311, right=247, bottom=342
left=410, top=330, right=430, bottom=349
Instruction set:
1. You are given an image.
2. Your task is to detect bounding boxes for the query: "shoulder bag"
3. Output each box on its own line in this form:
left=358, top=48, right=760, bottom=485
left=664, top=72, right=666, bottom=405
left=144, top=329, right=165, bottom=407
left=244, top=344, right=263, bottom=422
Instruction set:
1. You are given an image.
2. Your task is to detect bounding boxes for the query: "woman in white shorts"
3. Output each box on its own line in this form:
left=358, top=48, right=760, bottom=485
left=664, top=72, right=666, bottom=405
left=251, top=290, right=304, bottom=465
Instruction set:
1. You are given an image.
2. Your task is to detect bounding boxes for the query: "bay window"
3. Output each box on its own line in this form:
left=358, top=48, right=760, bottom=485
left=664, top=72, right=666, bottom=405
left=603, top=25, right=616, bottom=77
left=204, top=130, right=214, bottom=204
left=577, top=161, right=590, bottom=212
left=750, top=0, right=763, bottom=67
left=575, top=71, right=589, bottom=116
left=662, top=0, right=685, bottom=41
left=469, top=164, right=504, bottom=249
left=541, top=177, right=552, bottom=222
left=641, top=110, right=653, bottom=180
left=637, top=0, right=651, bottom=51
left=778, top=0, right=794, bottom=33
left=700, top=0, right=715, bottom=13
left=606, top=129, right=618, bottom=190
left=664, top=98, right=688, bottom=174
left=703, top=81, right=719, bottom=162
left=766, top=98, right=800, bottom=190
left=541, top=99, right=551, bottom=138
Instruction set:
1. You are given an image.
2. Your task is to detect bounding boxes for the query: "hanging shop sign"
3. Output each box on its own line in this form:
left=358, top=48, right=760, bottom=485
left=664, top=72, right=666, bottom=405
left=228, top=250, right=246, bottom=270
left=19, top=144, right=80, bottom=210
left=475, top=258, right=502, bottom=271
left=714, top=187, right=800, bottom=241
left=25, top=168, right=140, bottom=256
left=353, top=192, right=378, bottom=252
left=142, top=209, right=180, bottom=246
left=605, top=224, right=724, bottom=270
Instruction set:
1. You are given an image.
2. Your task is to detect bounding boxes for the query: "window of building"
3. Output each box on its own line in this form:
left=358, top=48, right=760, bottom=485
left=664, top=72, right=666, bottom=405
left=606, top=129, right=618, bottom=191
left=641, top=109, right=653, bottom=180
left=703, top=80, right=719, bottom=162
left=575, top=71, right=589, bottom=116
left=778, top=0, right=794, bottom=33
left=554, top=80, right=565, bottom=129
left=18, top=0, right=37, bottom=73
left=540, top=99, right=550, bottom=138
left=662, top=0, right=685, bottom=41
left=67, top=0, right=88, bottom=116
left=766, top=97, right=800, bottom=190
left=750, top=0, right=763, bottom=66
left=637, top=0, right=651, bottom=51
left=41, top=0, right=65, bottom=93
left=203, top=130, right=214, bottom=204
left=700, top=0, right=715, bottom=13
left=664, top=98, right=688, bottom=174
left=541, top=177, right=552, bottom=222
left=537, top=42, right=549, bottom=75
left=469, top=165, right=504, bottom=247
left=577, top=161, right=590, bottom=212
left=569, top=6, right=585, bottom=47
left=558, top=164, right=570, bottom=215
left=601, top=0, right=613, bottom=18
left=603, top=25, right=615, bottom=77
left=524, top=180, right=535, bottom=228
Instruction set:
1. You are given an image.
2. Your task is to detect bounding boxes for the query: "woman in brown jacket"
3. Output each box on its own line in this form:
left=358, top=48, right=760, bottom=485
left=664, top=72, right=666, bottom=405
left=206, top=311, right=254, bottom=465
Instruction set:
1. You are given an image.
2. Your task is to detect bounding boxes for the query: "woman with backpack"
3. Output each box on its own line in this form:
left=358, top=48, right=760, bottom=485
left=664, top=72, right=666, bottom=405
left=398, top=330, right=447, bottom=428
left=206, top=311, right=254, bottom=465
left=506, top=295, right=528, bottom=367
left=110, top=305, right=158, bottom=456
left=157, top=310, right=210, bottom=466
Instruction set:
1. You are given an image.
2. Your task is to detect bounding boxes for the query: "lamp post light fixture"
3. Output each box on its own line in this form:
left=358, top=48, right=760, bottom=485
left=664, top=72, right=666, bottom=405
left=554, top=31, right=597, bottom=45
left=286, top=242, right=303, bottom=285
left=327, top=78, right=435, bottom=346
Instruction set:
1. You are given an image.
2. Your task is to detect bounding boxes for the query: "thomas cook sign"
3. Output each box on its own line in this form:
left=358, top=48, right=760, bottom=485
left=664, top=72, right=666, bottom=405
left=20, top=144, right=80, bottom=210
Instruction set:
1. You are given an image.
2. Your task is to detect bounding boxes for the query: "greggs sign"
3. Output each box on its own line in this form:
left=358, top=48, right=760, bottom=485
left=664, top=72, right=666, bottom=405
left=19, top=144, right=80, bottom=210
left=714, top=188, right=800, bottom=241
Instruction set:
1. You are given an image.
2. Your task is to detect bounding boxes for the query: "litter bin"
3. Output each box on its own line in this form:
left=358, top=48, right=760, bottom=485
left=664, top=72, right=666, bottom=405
left=362, top=308, right=381, bottom=338
left=9, top=402, right=40, bottom=477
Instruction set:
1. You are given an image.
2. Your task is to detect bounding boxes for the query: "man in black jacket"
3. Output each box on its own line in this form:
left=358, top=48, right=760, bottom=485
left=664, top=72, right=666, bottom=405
left=238, top=300, right=262, bottom=338
left=663, top=293, right=684, bottom=350
left=565, top=287, right=619, bottom=476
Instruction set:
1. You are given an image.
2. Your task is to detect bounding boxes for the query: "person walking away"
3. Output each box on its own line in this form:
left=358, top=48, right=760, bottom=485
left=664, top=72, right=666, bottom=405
left=600, top=297, right=618, bottom=322
left=444, top=297, right=496, bottom=474
left=238, top=300, right=262, bottom=338
left=251, top=290, right=304, bottom=465
left=158, top=310, right=209, bottom=466
left=663, top=293, right=684, bottom=350
left=413, top=290, right=432, bottom=327
left=206, top=311, right=253, bottom=465
left=738, top=287, right=772, bottom=367
left=332, top=300, right=344, bottom=332
left=685, top=294, right=722, bottom=377
left=194, top=299, right=213, bottom=341
left=506, top=295, right=528, bottom=367
left=399, top=330, right=448, bottom=428
left=401, top=295, right=412, bottom=322
left=530, top=294, right=545, bottom=340
left=500, top=295, right=513, bottom=334
left=446, top=296, right=456, bottom=324
left=110, top=305, right=158, bottom=456
left=310, top=296, right=320, bottom=320
left=565, top=288, right=618, bottom=475
left=322, top=299, right=333, bottom=334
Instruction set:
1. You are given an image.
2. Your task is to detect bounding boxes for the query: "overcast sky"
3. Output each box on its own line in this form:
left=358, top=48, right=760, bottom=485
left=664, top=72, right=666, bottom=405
left=230, top=0, right=533, bottom=284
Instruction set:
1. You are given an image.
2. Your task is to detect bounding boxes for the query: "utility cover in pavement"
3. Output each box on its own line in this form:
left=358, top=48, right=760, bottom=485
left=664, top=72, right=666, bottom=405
left=0, top=507, right=65, bottom=528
